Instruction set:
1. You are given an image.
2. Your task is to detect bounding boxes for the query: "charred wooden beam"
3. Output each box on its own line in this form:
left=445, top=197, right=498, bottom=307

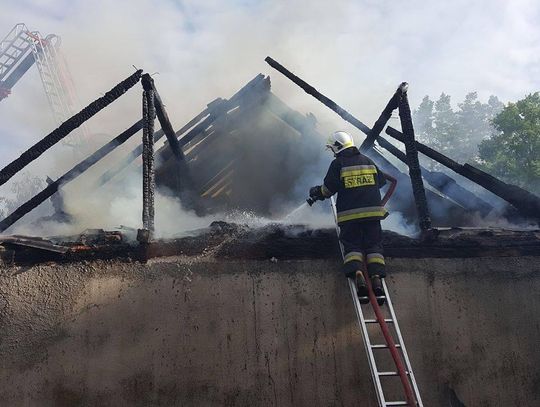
left=141, top=74, right=198, bottom=199
left=360, top=83, right=404, bottom=152
left=179, top=76, right=271, bottom=150
left=423, top=170, right=493, bottom=215
left=265, top=56, right=411, bottom=183
left=97, top=129, right=164, bottom=186
left=265, top=57, right=371, bottom=134
left=97, top=107, right=211, bottom=186
left=265, top=57, right=496, bottom=219
left=141, top=88, right=156, bottom=235
left=398, top=84, right=431, bottom=230
left=154, top=75, right=270, bottom=170
left=141, top=74, right=183, bottom=160
left=0, top=69, right=143, bottom=187
left=373, top=135, right=493, bottom=214
left=0, top=121, right=143, bottom=232
left=385, top=126, right=540, bottom=222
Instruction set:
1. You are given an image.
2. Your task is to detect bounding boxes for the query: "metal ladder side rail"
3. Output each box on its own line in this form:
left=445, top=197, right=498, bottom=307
left=28, top=31, right=81, bottom=146
left=27, top=32, right=65, bottom=122
left=0, top=27, right=33, bottom=80
left=0, top=24, right=27, bottom=63
left=364, top=273, right=417, bottom=407
left=38, top=35, right=85, bottom=147
left=382, top=279, right=423, bottom=404
left=46, top=41, right=77, bottom=110
left=44, top=37, right=90, bottom=145
left=330, top=196, right=423, bottom=406
left=31, top=33, right=72, bottom=122
left=330, top=196, right=386, bottom=405
left=346, top=276, right=387, bottom=406
left=0, top=23, right=27, bottom=52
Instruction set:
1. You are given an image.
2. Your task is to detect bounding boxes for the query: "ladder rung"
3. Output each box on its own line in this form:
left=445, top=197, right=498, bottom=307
left=365, top=318, right=393, bottom=323
left=371, top=343, right=401, bottom=349
left=0, top=58, right=15, bottom=66
left=11, top=45, right=28, bottom=52
left=378, top=371, right=409, bottom=376
left=385, top=401, right=408, bottom=406
left=358, top=296, right=386, bottom=301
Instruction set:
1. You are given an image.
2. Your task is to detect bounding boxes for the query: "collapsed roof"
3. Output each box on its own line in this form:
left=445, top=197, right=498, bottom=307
left=0, top=63, right=539, bottom=237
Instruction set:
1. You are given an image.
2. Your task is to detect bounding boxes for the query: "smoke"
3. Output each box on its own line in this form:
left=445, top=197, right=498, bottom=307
left=1, top=0, right=539, bottom=236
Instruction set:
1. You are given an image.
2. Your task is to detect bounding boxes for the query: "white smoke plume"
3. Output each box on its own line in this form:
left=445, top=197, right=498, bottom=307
left=1, top=0, right=539, bottom=237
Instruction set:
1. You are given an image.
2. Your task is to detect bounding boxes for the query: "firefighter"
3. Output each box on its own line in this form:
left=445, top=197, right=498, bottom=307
left=308, top=131, right=396, bottom=304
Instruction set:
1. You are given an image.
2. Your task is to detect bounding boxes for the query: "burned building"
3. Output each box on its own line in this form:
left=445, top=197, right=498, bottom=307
left=0, top=53, right=540, bottom=406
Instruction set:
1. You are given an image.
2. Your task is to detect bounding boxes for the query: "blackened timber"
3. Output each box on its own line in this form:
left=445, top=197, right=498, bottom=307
left=265, top=93, right=318, bottom=136
left=386, top=126, right=463, bottom=171
left=97, top=107, right=210, bottom=186
left=385, top=126, right=540, bottom=222
left=265, top=57, right=445, bottom=206
left=0, top=121, right=143, bottom=232
left=360, top=83, right=405, bottom=152
left=398, top=85, right=431, bottom=230
left=265, top=57, right=372, bottom=134
left=0, top=70, right=143, bottom=187
left=265, top=57, right=412, bottom=184
left=97, top=129, right=164, bottom=186
left=373, top=135, right=493, bottom=215
left=156, top=75, right=269, bottom=166
left=142, top=89, right=155, bottom=233
left=141, top=74, right=183, bottom=160
left=141, top=74, right=197, bottom=199
left=424, top=170, right=493, bottom=215
left=265, top=57, right=493, bottom=219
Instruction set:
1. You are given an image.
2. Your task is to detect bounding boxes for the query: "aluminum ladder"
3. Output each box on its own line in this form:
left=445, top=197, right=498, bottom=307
left=0, top=24, right=34, bottom=100
left=330, top=197, right=423, bottom=406
left=27, top=31, right=87, bottom=147
left=0, top=23, right=87, bottom=147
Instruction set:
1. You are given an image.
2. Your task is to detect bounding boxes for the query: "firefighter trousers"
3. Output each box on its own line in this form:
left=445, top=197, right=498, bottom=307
left=339, top=220, right=386, bottom=278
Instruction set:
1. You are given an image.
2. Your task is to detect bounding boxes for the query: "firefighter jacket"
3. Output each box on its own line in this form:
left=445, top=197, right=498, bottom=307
left=321, top=147, right=388, bottom=225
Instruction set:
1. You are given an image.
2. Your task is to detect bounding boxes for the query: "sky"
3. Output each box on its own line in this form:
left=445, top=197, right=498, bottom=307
left=0, top=0, right=539, bottom=232
left=1, top=0, right=539, bottom=164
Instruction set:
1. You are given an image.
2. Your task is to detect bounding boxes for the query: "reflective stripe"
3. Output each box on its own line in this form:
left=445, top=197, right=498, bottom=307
left=344, top=251, right=363, bottom=263
left=337, top=206, right=388, bottom=223
left=367, top=253, right=385, bottom=265
left=321, top=184, right=333, bottom=197
left=340, top=165, right=377, bottom=178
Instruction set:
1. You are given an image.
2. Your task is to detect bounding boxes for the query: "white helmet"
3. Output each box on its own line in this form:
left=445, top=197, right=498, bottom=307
left=326, top=131, right=355, bottom=155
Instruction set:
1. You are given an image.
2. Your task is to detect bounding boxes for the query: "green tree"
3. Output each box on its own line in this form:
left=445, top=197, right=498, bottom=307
left=414, top=95, right=435, bottom=144
left=413, top=92, right=503, bottom=166
left=455, top=92, right=504, bottom=163
left=432, top=93, right=459, bottom=154
left=479, top=93, right=540, bottom=193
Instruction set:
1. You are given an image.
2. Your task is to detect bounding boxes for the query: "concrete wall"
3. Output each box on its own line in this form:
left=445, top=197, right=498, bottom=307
left=1, top=256, right=539, bottom=406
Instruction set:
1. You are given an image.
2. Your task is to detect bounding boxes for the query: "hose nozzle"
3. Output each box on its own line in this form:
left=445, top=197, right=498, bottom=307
left=306, top=197, right=316, bottom=206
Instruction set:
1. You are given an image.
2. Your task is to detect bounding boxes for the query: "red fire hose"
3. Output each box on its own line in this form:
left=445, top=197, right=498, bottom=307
left=381, top=173, right=397, bottom=207
left=364, top=268, right=416, bottom=406
left=370, top=174, right=415, bottom=405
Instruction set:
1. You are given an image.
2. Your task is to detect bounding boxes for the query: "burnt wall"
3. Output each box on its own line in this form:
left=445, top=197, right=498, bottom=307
left=0, top=256, right=539, bottom=406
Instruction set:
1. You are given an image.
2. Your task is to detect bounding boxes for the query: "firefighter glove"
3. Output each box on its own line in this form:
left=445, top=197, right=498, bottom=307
left=309, top=186, right=325, bottom=201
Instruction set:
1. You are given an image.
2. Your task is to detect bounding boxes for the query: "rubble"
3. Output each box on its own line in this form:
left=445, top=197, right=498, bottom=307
left=1, top=222, right=539, bottom=267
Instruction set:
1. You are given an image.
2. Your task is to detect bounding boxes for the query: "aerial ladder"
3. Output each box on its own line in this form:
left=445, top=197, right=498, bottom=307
left=0, top=23, right=86, bottom=146
left=330, top=195, right=424, bottom=406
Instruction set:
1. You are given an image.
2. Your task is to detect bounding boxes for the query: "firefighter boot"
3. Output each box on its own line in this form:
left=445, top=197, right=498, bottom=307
left=371, top=275, right=385, bottom=305
left=356, top=271, right=369, bottom=304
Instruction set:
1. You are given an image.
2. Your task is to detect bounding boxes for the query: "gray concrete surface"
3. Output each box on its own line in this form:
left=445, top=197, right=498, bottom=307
left=0, top=256, right=539, bottom=406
